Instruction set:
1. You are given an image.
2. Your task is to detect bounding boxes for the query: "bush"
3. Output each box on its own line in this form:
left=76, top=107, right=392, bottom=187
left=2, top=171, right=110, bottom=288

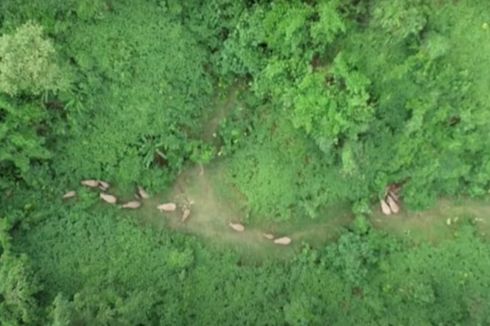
left=0, top=21, right=67, bottom=96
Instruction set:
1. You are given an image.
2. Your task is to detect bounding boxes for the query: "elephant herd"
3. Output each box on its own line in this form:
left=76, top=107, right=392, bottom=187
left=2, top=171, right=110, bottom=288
left=64, top=180, right=191, bottom=221
left=380, top=185, right=401, bottom=215
left=65, top=180, right=148, bottom=206
left=228, top=222, right=292, bottom=245
left=63, top=180, right=292, bottom=246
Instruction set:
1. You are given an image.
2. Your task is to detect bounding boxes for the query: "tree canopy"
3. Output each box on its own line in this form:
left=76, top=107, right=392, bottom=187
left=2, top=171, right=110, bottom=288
left=1, top=0, right=490, bottom=324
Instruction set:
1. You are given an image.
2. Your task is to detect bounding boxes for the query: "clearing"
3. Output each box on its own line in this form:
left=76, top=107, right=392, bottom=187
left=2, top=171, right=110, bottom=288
left=137, top=163, right=353, bottom=259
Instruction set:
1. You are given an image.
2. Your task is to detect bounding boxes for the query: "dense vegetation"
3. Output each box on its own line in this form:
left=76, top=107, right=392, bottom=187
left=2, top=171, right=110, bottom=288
left=1, top=0, right=490, bottom=324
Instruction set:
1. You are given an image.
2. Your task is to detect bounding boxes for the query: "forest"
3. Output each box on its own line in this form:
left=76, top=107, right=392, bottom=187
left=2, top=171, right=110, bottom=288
left=1, top=0, right=490, bottom=324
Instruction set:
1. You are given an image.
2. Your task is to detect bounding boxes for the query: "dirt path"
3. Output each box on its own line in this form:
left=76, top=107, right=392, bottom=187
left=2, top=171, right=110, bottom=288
left=371, top=197, right=490, bottom=243
left=134, top=86, right=490, bottom=257
left=138, top=167, right=490, bottom=257
left=134, top=85, right=344, bottom=257
left=141, top=165, right=335, bottom=258
left=138, top=164, right=490, bottom=260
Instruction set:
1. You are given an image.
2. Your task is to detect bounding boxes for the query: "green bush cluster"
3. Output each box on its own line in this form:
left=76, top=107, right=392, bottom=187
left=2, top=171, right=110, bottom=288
left=216, top=0, right=490, bottom=218
left=2, top=201, right=490, bottom=324
left=0, top=22, right=67, bottom=96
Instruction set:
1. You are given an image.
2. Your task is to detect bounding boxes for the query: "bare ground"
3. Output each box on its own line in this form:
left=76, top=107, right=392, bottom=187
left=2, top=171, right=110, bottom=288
left=142, top=165, right=316, bottom=258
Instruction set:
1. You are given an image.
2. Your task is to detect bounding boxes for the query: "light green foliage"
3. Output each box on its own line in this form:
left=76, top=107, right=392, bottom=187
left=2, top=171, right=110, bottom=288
left=0, top=21, right=66, bottom=187
left=310, top=1, right=345, bottom=48
left=344, top=0, right=490, bottom=209
left=218, top=1, right=362, bottom=219
left=0, top=22, right=67, bottom=96
left=223, top=108, right=347, bottom=220
left=352, top=215, right=370, bottom=234
left=373, top=0, right=428, bottom=40
left=75, top=0, right=108, bottom=21
left=292, top=53, right=373, bottom=154
left=218, top=0, right=490, bottom=215
left=50, top=294, right=73, bottom=326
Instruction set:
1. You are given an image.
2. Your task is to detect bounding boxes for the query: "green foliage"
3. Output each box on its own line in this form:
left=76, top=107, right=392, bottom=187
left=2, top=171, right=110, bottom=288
left=0, top=218, right=12, bottom=255
left=0, top=21, right=67, bottom=96
left=4, top=185, right=490, bottom=325
left=373, top=0, right=428, bottom=40
left=352, top=215, right=370, bottom=235
left=219, top=0, right=344, bottom=77
left=223, top=110, right=353, bottom=220
left=0, top=95, right=51, bottom=187
left=0, top=253, right=42, bottom=325
left=324, top=230, right=397, bottom=286
left=46, top=1, right=215, bottom=191
left=1, top=1, right=490, bottom=325
left=75, top=0, right=108, bottom=21
left=17, top=207, right=193, bottom=298
left=3, top=193, right=199, bottom=324
left=217, top=0, right=490, bottom=215
left=292, top=53, right=373, bottom=155
left=50, top=294, right=73, bottom=326
left=375, top=226, right=490, bottom=324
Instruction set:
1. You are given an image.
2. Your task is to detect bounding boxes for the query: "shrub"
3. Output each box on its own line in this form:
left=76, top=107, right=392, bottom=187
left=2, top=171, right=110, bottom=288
left=0, top=21, right=67, bottom=96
